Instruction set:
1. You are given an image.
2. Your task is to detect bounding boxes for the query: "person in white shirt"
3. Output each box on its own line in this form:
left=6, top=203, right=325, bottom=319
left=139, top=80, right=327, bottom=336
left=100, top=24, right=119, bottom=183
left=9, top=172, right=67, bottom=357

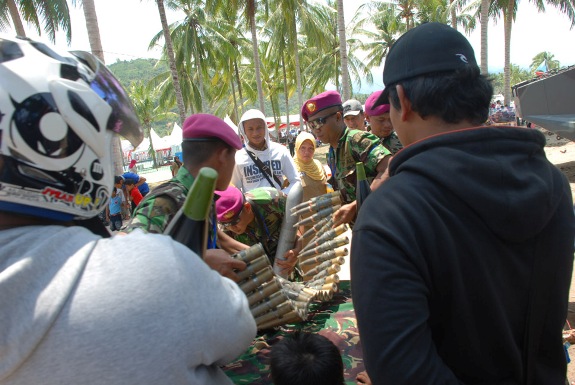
left=232, top=109, right=300, bottom=194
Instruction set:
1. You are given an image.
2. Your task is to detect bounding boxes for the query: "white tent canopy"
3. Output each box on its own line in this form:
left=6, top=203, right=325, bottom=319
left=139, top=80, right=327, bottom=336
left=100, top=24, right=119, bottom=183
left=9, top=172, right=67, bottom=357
left=122, top=123, right=184, bottom=162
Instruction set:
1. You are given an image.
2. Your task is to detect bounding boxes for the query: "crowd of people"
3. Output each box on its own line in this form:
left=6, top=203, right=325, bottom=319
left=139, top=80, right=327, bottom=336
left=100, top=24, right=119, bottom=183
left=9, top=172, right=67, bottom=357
left=1, top=21, right=574, bottom=385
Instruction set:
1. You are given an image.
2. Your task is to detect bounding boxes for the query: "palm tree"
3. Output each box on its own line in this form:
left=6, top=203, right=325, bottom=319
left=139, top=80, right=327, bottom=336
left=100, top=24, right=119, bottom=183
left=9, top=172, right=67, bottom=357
left=336, top=0, right=351, bottom=100
left=480, top=0, right=575, bottom=105
left=129, top=81, right=177, bottom=169
left=0, top=0, right=71, bottom=43
left=480, top=0, right=489, bottom=75
left=355, top=2, right=405, bottom=70
left=150, top=0, right=242, bottom=115
left=70, top=0, right=127, bottom=175
left=301, top=2, right=372, bottom=95
left=205, top=0, right=267, bottom=114
left=154, top=0, right=187, bottom=125
left=265, top=0, right=331, bottom=126
left=530, top=51, right=560, bottom=73
left=71, top=0, right=104, bottom=61
left=247, top=0, right=266, bottom=114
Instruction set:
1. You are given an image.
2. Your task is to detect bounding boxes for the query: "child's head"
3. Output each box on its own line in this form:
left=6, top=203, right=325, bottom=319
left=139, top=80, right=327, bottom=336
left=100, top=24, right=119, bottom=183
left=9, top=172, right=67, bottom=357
left=112, top=176, right=124, bottom=197
left=270, top=332, right=344, bottom=385
left=124, top=180, right=135, bottom=191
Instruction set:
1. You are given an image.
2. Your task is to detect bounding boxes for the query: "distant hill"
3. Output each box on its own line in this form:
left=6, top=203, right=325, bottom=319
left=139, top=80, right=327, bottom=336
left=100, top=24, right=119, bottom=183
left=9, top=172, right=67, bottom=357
left=108, top=58, right=168, bottom=88
left=107, top=59, right=370, bottom=123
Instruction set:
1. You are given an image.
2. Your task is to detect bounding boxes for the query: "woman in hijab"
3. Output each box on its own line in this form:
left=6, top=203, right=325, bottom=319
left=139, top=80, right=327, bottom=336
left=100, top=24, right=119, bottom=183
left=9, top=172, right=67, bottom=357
left=294, top=132, right=328, bottom=202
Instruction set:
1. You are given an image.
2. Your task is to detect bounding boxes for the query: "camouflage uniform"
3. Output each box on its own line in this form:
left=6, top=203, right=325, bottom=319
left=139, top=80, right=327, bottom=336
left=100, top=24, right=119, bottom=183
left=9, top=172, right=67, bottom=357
left=125, top=167, right=219, bottom=251
left=224, top=187, right=286, bottom=263
left=380, top=131, right=404, bottom=155
left=326, top=128, right=391, bottom=203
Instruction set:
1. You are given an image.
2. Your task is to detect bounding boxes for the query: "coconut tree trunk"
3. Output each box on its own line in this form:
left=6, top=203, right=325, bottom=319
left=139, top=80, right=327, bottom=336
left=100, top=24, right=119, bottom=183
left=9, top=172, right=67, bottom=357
left=234, top=59, right=244, bottom=114
left=248, top=0, right=266, bottom=114
left=6, top=0, right=26, bottom=37
left=156, top=0, right=187, bottom=125
left=80, top=0, right=124, bottom=175
left=281, top=54, right=290, bottom=129
left=450, top=0, right=457, bottom=29
left=82, top=0, right=104, bottom=62
left=336, top=0, right=350, bottom=100
left=147, top=126, right=158, bottom=169
left=290, top=16, right=304, bottom=127
left=193, top=45, right=207, bottom=112
left=503, top=0, right=513, bottom=105
left=231, top=60, right=239, bottom=123
left=480, top=0, right=489, bottom=75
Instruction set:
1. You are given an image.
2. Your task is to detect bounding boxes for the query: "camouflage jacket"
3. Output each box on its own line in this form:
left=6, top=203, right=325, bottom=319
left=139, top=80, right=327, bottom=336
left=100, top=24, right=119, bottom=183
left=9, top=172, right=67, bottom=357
left=380, top=132, right=403, bottom=155
left=223, top=187, right=286, bottom=262
left=125, top=167, right=218, bottom=249
left=326, top=128, right=391, bottom=203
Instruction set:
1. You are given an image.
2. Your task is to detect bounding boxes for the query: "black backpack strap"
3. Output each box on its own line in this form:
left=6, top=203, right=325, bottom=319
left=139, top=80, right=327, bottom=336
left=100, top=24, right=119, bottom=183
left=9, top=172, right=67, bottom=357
left=246, top=150, right=283, bottom=189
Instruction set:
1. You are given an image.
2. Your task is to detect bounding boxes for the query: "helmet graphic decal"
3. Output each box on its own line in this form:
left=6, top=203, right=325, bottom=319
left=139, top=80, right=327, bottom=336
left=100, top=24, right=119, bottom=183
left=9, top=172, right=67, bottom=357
left=9, top=92, right=84, bottom=170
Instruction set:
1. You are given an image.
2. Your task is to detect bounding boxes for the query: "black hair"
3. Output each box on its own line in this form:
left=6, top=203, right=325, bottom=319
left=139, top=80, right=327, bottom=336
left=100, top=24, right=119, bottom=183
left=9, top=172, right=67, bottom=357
left=270, top=332, right=344, bottom=385
left=181, top=139, right=233, bottom=165
left=388, top=66, right=493, bottom=125
left=124, top=179, right=135, bottom=186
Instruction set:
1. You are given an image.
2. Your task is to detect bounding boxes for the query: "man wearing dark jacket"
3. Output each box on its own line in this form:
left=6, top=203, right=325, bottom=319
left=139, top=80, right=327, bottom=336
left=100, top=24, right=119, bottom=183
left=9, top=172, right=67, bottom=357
left=351, top=22, right=575, bottom=385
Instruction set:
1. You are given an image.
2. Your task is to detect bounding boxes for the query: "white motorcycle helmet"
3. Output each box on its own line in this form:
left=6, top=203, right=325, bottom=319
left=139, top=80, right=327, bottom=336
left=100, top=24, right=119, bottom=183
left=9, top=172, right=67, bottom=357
left=0, top=36, right=143, bottom=222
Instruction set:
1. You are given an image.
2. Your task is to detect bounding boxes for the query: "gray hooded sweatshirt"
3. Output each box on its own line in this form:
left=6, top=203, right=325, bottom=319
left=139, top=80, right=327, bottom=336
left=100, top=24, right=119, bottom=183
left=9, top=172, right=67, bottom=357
left=0, top=225, right=256, bottom=384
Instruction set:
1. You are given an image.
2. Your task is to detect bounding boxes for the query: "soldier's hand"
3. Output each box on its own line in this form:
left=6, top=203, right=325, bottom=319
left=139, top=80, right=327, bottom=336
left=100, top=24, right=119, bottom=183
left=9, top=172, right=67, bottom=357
left=332, top=202, right=357, bottom=227
left=204, top=249, right=247, bottom=282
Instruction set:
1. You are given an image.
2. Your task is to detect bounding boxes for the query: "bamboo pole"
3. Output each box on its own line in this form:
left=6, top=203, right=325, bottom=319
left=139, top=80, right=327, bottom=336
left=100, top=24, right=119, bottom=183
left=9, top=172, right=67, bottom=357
left=251, top=291, right=288, bottom=318
left=303, top=262, right=341, bottom=281
left=291, top=195, right=342, bottom=217
left=254, top=301, right=293, bottom=325
left=248, top=279, right=282, bottom=307
left=232, top=243, right=266, bottom=264
left=236, top=255, right=270, bottom=282
left=293, top=205, right=340, bottom=228
left=299, top=249, right=347, bottom=267
left=300, top=216, right=332, bottom=240
left=290, top=191, right=341, bottom=213
left=297, top=236, right=349, bottom=260
left=307, top=273, right=339, bottom=287
left=257, top=310, right=301, bottom=330
left=239, top=266, right=273, bottom=294
left=301, top=224, right=349, bottom=253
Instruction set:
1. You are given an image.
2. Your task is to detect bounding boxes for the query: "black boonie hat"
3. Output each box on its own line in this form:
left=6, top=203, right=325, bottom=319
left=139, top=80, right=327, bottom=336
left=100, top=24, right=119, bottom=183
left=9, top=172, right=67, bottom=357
left=374, top=22, right=479, bottom=107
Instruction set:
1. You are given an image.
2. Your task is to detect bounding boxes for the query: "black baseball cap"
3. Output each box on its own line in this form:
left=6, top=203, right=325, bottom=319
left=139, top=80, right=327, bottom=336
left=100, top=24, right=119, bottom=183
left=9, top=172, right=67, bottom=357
left=374, top=22, right=479, bottom=107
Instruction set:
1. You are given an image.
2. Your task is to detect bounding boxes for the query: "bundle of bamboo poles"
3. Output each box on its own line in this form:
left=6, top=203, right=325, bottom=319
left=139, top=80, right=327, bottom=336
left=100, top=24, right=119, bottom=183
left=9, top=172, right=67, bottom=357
left=292, top=191, right=350, bottom=282
left=233, top=244, right=305, bottom=329
left=231, top=190, right=351, bottom=330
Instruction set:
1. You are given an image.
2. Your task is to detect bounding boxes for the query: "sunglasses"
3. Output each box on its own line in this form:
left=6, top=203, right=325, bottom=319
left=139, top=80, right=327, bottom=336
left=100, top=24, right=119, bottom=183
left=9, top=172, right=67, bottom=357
left=222, top=205, right=244, bottom=228
left=308, top=111, right=339, bottom=131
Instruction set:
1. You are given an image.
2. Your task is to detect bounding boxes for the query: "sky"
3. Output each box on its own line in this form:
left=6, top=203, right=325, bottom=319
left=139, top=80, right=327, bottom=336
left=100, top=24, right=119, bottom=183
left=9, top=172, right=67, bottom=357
left=4, top=0, right=575, bottom=92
